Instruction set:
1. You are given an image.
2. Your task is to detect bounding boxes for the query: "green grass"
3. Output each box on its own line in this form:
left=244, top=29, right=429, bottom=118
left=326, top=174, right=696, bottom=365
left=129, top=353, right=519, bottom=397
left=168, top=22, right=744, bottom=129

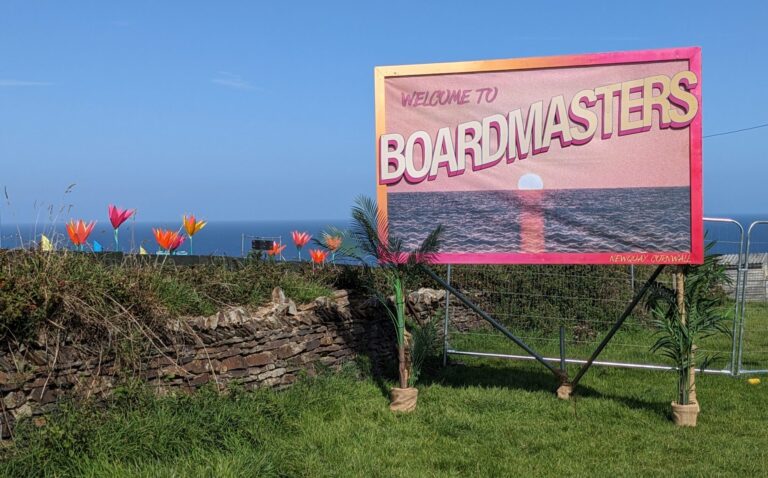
left=3, top=354, right=767, bottom=477
left=449, top=301, right=768, bottom=374
left=741, top=302, right=768, bottom=371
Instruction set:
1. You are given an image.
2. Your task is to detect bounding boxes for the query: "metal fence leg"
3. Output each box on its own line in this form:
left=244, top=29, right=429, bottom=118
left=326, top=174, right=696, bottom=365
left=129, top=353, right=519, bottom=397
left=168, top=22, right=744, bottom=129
left=559, top=326, right=566, bottom=375
left=443, top=264, right=452, bottom=367
left=732, top=257, right=746, bottom=376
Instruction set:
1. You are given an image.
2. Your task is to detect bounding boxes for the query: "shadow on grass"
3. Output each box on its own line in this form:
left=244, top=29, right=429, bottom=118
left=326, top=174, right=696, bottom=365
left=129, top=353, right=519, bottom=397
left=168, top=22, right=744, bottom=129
left=420, top=358, right=669, bottom=417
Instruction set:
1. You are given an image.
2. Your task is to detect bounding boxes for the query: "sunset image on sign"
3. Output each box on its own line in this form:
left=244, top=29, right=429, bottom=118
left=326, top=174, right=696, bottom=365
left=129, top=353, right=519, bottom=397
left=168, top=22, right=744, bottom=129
left=375, top=47, right=703, bottom=264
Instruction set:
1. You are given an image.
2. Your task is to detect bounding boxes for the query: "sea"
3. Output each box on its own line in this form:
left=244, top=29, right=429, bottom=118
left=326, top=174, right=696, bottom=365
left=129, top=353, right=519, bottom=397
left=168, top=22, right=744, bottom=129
left=1, top=206, right=766, bottom=259
left=0, top=220, right=349, bottom=259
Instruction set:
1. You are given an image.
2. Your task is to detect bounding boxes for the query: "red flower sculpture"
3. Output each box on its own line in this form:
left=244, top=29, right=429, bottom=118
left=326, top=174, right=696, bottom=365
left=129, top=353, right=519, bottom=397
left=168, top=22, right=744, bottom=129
left=108, top=205, right=134, bottom=251
left=292, top=230, right=311, bottom=261
left=309, top=249, right=328, bottom=265
left=267, top=241, right=287, bottom=258
left=108, top=205, right=134, bottom=229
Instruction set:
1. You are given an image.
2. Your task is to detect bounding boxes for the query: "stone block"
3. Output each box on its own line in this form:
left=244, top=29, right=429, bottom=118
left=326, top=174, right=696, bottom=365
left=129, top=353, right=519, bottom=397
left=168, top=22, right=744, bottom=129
left=304, top=339, right=321, bottom=352
left=260, top=338, right=290, bottom=351
left=189, top=373, right=211, bottom=387
left=184, top=360, right=210, bottom=375
left=3, top=390, right=26, bottom=409
left=257, top=368, right=286, bottom=381
left=276, top=342, right=306, bottom=359
left=245, top=352, right=273, bottom=367
left=319, top=356, right=337, bottom=366
left=220, top=355, right=248, bottom=372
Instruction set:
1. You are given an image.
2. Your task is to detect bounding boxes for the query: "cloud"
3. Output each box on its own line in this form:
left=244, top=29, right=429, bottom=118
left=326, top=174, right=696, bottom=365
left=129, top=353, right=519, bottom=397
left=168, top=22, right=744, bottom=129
left=0, top=79, right=52, bottom=87
left=211, top=72, right=257, bottom=91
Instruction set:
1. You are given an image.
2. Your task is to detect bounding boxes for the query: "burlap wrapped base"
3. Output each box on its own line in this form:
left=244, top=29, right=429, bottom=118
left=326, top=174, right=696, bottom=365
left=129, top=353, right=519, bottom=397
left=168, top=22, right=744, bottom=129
left=556, top=383, right=573, bottom=400
left=671, top=402, right=699, bottom=427
left=390, top=387, right=419, bottom=412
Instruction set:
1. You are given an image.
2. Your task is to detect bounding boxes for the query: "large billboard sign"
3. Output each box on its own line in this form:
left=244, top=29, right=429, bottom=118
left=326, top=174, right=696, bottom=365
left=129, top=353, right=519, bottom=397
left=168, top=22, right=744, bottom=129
left=375, top=47, right=702, bottom=264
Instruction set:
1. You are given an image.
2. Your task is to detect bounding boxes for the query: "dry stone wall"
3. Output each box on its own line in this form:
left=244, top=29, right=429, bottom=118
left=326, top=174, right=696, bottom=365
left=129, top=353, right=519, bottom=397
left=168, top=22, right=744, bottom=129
left=1, top=287, right=483, bottom=439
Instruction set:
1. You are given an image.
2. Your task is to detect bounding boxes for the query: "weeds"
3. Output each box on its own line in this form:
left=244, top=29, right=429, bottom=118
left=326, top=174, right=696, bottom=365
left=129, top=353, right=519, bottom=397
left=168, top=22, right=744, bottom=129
left=0, top=251, right=347, bottom=355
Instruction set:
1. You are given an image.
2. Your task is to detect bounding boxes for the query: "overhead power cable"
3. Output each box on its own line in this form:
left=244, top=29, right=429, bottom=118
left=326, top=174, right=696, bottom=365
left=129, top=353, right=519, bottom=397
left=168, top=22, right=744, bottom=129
left=704, top=122, right=768, bottom=139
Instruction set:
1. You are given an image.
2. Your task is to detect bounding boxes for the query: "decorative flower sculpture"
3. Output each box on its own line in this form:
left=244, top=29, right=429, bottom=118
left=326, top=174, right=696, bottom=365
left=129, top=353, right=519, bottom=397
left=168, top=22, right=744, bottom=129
left=309, top=249, right=328, bottom=269
left=325, top=235, right=342, bottom=251
left=108, top=205, right=134, bottom=252
left=266, top=241, right=286, bottom=259
left=153, top=228, right=186, bottom=254
left=182, top=215, right=207, bottom=255
left=323, top=234, right=343, bottom=264
left=292, top=231, right=311, bottom=261
left=66, top=219, right=96, bottom=251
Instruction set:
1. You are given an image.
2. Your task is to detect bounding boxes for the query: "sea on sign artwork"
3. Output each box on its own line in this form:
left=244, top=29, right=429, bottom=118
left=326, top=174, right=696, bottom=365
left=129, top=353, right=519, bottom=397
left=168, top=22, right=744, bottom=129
left=374, top=47, right=703, bottom=265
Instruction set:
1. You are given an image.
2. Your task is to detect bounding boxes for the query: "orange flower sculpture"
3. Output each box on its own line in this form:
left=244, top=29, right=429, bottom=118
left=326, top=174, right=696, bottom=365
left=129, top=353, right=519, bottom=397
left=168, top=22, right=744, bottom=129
left=66, top=219, right=96, bottom=251
left=322, top=234, right=343, bottom=264
left=309, top=248, right=328, bottom=268
left=266, top=241, right=286, bottom=259
left=183, top=215, right=207, bottom=254
left=325, top=235, right=342, bottom=252
left=153, top=228, right=186, bottom=254
left=292, top=230, right=311, bottom=261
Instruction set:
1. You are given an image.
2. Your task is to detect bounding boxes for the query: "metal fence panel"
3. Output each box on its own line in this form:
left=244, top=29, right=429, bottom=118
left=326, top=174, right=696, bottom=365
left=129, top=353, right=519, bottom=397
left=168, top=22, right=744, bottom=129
left=442, top=217, right=745, bottom=376
left=738, top=221, right=768, bottom=374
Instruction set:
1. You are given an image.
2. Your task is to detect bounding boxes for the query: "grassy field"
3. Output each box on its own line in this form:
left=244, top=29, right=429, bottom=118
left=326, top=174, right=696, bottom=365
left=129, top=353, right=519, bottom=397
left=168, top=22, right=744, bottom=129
left=2, top=255, right=767, bottom=477
left=2, top=351, right=766, bottom=477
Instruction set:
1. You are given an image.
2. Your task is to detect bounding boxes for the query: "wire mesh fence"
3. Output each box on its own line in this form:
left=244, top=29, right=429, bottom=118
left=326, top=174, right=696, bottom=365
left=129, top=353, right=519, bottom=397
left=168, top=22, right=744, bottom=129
left=442, top=217, right=752, bottom=376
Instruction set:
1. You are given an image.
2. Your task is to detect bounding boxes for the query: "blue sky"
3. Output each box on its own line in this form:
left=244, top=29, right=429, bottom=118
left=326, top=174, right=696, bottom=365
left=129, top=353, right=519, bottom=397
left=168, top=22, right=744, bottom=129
left=1, top=1, right=767, bottom=222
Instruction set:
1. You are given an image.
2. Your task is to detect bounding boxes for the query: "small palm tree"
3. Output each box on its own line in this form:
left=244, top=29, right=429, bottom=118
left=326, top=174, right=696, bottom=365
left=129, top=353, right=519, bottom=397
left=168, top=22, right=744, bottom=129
left=646, top=244, right=731, bottom=407
left=348, top=196, right=444, bottom=390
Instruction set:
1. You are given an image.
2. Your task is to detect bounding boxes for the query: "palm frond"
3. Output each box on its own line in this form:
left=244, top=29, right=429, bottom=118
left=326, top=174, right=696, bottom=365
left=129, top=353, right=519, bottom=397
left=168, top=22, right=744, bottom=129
left=349, top=195, right=385, bottom=265
left=408, top=224, right=444, bottom=266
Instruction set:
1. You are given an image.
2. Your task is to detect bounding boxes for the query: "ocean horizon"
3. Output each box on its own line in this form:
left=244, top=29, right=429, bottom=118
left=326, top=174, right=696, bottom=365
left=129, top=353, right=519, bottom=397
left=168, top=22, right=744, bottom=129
left=1, top=213, right=767, bottom=258
left=0, top=219, right=349, bottom=259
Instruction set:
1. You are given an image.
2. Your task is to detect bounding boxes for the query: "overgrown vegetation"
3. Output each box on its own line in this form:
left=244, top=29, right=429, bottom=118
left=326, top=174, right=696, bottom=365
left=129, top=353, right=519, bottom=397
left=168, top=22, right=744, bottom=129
left=0, top=250, right=676, bottom=355
left=0, top=250, right=346, bottom=349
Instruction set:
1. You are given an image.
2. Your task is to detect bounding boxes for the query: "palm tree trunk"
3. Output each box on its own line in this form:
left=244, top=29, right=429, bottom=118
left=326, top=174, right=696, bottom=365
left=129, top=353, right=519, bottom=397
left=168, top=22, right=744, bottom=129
left=676, top=268, right=696, bottom=405
left=689, top=346, right=697, bottom=404
left=398, top=343, right=409, bottom=388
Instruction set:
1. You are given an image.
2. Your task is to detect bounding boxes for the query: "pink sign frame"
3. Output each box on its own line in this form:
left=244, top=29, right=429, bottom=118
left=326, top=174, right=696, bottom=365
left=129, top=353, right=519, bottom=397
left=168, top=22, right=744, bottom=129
left=375, top=47, right=703, bottom=265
